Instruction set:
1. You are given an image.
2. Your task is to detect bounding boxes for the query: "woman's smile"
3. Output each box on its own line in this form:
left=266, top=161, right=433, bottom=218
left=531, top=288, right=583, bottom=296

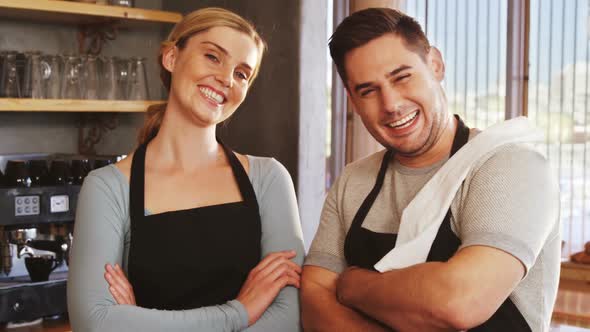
left=198, top=85, right=226, bottom=106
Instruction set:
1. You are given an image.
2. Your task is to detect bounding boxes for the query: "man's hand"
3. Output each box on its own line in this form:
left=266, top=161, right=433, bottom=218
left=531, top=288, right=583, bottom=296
left=301, top=265, right=391, bottom=332
left=336, top=266, right=377, bottom=306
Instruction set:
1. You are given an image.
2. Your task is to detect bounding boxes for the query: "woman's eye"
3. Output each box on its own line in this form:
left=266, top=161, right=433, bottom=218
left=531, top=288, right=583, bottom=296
left=205, top=54, right=219, bottom=63
left=235, top=71, right=248, bottom=81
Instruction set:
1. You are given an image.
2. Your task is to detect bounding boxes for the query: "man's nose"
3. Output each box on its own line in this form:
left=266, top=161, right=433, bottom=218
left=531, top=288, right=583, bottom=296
left=381, top=86, right=403, bottom=114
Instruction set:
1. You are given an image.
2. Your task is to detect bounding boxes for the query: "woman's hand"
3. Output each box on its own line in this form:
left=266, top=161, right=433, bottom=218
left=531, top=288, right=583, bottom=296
left=104, top=263, right=136, bottom=305
left=237, top=250, right=301, bottom=326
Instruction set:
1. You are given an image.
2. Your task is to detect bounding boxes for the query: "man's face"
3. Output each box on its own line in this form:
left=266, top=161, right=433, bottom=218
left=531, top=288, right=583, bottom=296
left=344, top=33, right=448, bottom=159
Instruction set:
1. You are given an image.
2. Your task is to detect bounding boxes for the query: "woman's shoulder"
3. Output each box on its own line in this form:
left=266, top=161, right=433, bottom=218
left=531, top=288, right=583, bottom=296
left=246, top=155, right=289, bottom=180
left=84, top=162, right=129, bottom=200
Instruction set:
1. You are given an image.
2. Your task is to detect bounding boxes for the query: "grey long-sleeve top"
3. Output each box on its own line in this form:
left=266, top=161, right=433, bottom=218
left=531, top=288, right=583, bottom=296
left=67, top=156, right=304, bottom=332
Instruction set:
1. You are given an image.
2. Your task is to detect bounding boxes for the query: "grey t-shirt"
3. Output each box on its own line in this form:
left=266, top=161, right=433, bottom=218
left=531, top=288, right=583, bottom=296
left=68, top=156, right=304, bottom=332
left=305, top=140, right=561, bottom=332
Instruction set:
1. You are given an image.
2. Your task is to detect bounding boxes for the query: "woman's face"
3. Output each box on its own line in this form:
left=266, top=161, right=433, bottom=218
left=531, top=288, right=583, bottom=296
left=165, top=26, right=260, bottom=127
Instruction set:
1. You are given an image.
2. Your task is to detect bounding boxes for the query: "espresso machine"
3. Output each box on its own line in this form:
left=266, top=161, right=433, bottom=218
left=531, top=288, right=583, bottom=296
left=0, top=153, right=120, bottom=327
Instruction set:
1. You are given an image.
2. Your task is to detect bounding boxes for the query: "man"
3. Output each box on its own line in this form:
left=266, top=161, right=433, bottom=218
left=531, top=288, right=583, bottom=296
left=302, top=7, right=560, bottom=332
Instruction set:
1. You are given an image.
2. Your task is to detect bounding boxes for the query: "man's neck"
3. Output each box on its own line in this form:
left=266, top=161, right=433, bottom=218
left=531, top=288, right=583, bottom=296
left=395, top=115, right=458, bottom=168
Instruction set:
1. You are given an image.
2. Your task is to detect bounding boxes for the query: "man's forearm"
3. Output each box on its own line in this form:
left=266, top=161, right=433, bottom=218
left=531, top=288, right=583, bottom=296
left=301, top=271, right=390, bottom=332
left=337, top=264, right=459, bottom=331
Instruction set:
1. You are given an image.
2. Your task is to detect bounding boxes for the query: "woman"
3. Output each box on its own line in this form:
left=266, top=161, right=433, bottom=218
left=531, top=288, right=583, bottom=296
left=67, top=7, right=304, bottom=331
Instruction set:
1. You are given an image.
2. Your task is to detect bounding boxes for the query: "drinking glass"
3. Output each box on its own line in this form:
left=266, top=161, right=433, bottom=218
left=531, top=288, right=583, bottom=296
left=81, top=55, right=100, bottom=99
left=4, top=160, right=30, bottom=188
left=28, top=160, right=50, bottom=186
left=44, top=54, right=62, bottom=99
left=61, top=55, right=82, bottom=99
left=49, top=160, right=71, bottom=185
left=100, top=56, right=120, bottom=100
left=127, top=57, right=149, bottom=100
left=69, top=159, right=90, bottom=185
left=109, top=0, right=133, bottom=7
left=23, top=51, right=49, bottom=99
left=1, top=51, right=21, bottom=98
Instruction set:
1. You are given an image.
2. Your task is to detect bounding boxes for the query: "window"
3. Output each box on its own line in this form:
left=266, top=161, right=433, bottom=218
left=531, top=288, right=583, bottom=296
left=528, top=0, right=590, bottom=258
left=404, top=0, right=590, bottom=259
left=405, top=0, right=508, bottom=130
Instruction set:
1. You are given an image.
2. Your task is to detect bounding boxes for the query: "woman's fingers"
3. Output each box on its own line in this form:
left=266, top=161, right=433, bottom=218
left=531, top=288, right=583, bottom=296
left=251, top=250, right=296, bottom=274
left=104, top=264, right=136, bottom=305
left=278, top=274, right=300, bottom=289
left=251, top=254, right=301, bottom=281
left=105, top=271, right=131, bottom=304
left=109, top=286, right=128, bottom=305
left=113, top=264, right=134, bottom=295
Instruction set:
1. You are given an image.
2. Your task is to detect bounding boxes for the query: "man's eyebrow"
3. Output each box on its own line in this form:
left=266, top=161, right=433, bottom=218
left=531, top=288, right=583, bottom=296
left=386, top=65, right=412, bottom=78
left=354, top=82, right=372, bottom=93
left=353, top=65, right=413, bottom=93
left=200, top=41, right=253, bottom=72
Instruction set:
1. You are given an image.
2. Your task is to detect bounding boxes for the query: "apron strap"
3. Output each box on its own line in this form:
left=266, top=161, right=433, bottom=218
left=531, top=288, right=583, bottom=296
left=129, top=142, right=148, bottom=229
left=218, top=139, right=260, bottom=214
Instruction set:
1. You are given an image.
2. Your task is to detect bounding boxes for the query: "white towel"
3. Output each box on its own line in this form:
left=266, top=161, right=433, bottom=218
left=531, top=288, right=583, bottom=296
left=374, top=116, right=544, bottom=272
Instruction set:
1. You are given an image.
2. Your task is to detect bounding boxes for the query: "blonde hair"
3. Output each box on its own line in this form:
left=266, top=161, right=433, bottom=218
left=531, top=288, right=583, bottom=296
left=138, top=7, right=267, bottom=145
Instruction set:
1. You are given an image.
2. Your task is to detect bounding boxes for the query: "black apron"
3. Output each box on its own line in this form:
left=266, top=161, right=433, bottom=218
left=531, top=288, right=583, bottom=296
left=127, top=139, right=261, bottom=310
left=344, top=115, right=531, bottom=331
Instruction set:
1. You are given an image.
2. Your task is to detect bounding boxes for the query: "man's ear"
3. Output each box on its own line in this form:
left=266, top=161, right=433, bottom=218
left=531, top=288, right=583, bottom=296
left=427, top=47, right=445, bottom=81
left=162, top=46, right=178, bottom=73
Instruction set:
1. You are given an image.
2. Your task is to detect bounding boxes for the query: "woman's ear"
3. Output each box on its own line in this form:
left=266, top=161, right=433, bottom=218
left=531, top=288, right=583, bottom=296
left=162, top=46, right=178, bottom=73
left=427, top=47, right=445, bottom=81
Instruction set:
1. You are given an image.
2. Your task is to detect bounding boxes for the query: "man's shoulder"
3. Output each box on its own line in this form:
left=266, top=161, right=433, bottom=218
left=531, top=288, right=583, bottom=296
left=339, top=149, right=388, bottom=181
left=471, top=142, right=549, bottom=176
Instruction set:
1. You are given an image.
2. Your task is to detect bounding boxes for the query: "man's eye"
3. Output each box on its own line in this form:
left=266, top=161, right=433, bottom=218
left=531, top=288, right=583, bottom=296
left=361, top=89, right=375, bottom=97
left=205, top=54, right=219, bottom=63
left=395, top=74, right=411, bottom=82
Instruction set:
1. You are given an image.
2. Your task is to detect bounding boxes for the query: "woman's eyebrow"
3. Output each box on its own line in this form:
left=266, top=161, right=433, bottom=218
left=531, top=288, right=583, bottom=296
left=200, top=41, right=253, bottom=72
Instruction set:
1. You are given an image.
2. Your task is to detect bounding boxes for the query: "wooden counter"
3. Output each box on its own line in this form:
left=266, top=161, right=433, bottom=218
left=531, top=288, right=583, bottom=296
left=0, top=318, right=70, bottom=332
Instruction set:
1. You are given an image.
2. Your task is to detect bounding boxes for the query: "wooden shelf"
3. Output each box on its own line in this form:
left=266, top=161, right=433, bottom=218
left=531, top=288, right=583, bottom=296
left=0, top=0, right=182, bottom=26
left=0, top=98, right=164, bottom=112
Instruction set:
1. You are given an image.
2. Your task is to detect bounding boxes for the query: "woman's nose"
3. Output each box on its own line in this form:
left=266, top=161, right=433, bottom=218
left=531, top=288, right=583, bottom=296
left=215, top=67, right=233, bottom=88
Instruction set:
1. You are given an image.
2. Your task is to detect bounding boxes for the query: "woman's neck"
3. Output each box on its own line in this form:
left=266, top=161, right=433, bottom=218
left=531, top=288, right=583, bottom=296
left=147, top=107, right=222, bottom=172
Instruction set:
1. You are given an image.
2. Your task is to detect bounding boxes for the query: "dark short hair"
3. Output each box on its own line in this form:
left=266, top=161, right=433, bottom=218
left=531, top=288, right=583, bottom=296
left=329, top=7, right=430, bottom=86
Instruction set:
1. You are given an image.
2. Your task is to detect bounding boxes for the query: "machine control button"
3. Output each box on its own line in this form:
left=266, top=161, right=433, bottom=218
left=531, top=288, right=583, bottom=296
left=13, top=302, right=23, bottom=312
left=50, top=195, right=69, bottom=213
left=14, top=195, right=41, bottom=216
